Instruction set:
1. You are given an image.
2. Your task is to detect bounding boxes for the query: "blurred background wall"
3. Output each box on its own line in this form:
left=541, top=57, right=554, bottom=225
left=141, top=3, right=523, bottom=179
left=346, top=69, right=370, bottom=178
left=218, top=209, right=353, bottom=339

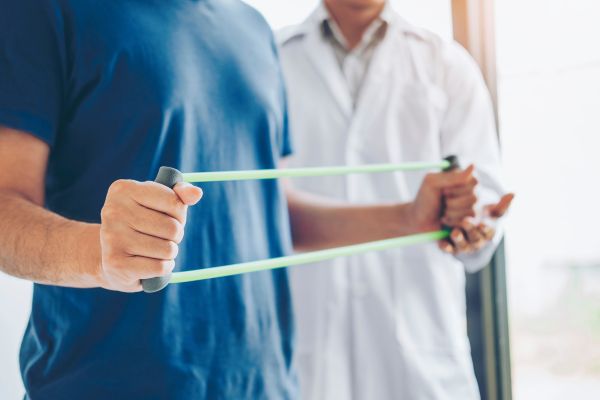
left=496, top=0, right=600, bottom=397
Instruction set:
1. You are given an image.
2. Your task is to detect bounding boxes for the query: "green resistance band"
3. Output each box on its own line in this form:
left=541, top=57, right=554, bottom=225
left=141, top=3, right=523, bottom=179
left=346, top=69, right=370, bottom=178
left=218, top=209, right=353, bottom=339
left=141, top=156, right=459, bottom=293
left=170, top=230, right=449, bottom=284
left=182, top=161, right=451, bottom=183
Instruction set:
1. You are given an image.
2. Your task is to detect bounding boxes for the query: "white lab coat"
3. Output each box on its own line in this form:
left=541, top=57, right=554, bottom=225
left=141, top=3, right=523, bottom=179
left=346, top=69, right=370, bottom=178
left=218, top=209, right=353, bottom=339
left=278, top=6, right=505, bottom=400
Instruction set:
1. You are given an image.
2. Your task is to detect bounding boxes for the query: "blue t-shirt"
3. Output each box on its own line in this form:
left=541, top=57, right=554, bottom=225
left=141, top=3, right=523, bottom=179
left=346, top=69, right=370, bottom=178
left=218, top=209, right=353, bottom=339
left=0, top=0, right=296, bottom=398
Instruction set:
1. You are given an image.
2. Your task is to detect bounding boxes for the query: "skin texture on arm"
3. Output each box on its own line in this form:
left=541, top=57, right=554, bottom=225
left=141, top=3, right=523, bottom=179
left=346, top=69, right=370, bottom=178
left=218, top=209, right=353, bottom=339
left=0, top=127, right=103, bottom=287
left=286, top=165, right=479, bottom=252
left=285, top=185, right=415, bottom=251
left=0, top=127, right=202, bottom=291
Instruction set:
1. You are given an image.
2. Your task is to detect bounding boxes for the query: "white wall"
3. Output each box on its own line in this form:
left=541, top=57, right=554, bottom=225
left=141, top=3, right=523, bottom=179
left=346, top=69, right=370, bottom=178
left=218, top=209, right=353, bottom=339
left=496, top=1, right=600, bottom=398
left=0, top=275, right=32, bottom=399
left=245, top=0, right=452, bottom=37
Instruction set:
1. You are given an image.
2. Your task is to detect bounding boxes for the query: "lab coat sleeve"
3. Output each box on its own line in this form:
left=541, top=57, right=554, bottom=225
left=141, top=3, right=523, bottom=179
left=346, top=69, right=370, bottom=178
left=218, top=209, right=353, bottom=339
left=439, top=41, right=506, bottom=273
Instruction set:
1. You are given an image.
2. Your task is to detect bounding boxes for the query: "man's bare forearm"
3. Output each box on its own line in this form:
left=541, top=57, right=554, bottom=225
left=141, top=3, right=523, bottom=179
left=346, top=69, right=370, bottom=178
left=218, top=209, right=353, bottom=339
left=285, top=166, right=481, bottom=252
left=0, top=127, right=201, bottom=292
left=286, top=186, right=419, bottom=252
left=0, top=190, right=102, bottom=287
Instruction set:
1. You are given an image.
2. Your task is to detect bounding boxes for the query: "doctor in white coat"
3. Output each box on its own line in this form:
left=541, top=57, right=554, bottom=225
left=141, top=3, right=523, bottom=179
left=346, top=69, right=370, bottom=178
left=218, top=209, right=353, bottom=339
left=278, top=1, right=513, bottom=399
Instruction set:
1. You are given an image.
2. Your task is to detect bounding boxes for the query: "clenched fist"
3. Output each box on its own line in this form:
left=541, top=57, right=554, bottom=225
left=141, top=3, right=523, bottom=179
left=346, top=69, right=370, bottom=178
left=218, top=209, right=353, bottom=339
left=99, top=179, right=203, bottom=292
left=439, top=193, right=514, bottom=254
left=408, top=165, right=478, bottom=232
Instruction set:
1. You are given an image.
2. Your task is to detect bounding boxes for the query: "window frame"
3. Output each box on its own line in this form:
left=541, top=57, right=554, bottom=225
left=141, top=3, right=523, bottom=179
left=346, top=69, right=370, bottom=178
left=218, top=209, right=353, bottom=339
left=451, top=1, right=513, bottom=399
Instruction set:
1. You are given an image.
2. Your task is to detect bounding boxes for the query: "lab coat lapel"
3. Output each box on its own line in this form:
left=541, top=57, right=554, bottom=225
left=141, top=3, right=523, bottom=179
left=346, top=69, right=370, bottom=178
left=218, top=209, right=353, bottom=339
left=350, top=22, right=406, bottom=139
left=344, top=19, right=412, bottom=204
left=303, top=27, right=353, bottom=119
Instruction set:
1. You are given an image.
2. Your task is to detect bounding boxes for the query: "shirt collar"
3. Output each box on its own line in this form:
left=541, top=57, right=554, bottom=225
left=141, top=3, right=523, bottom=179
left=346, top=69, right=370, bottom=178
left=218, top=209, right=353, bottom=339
left=319, top=2, right=392, bottom=53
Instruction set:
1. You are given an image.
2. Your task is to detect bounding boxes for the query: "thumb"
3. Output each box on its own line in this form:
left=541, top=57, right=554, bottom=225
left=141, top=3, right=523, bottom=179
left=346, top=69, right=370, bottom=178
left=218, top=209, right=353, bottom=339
left=173, top=182, right=203, bottom=206
left=483, top=193, right=515, bottom=218
left=455, top=164, right=475, bottom=182
left=435, top=164, right=475, bottom=189
left=425, top=164, right=476, bottom=191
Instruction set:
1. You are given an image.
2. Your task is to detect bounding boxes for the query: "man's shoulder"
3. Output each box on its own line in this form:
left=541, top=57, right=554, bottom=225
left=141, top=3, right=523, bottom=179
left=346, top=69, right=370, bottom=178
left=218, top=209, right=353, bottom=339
left=390, top=14, right=450, bottom=54
left=276, top=25, right=302, bottom=44
left=391, top=14, right=478, bottom=73
left=276, top=23, right=309, bottom=49
left=276, top=6, right=323, bottom=49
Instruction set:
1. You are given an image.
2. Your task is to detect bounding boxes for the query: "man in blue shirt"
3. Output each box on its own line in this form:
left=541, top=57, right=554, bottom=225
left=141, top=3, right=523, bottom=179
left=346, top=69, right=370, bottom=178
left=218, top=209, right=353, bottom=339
left=0, top=0, right=480, bottom=398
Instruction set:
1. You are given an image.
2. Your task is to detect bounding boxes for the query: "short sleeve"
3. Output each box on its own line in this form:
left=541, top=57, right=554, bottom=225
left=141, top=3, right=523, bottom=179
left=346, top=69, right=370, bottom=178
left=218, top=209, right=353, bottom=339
left=279, top=98, right=294, bottom=158
left=275, top=52, right=293, bottom=157
left=439, top=41, right=506, bottom=272
left=0, top=0, right=67, bottom=147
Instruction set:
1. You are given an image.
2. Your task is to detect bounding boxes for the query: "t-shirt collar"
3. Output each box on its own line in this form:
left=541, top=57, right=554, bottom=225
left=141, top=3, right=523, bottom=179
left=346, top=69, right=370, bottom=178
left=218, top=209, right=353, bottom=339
left=318, top=2, right=392, bottom=52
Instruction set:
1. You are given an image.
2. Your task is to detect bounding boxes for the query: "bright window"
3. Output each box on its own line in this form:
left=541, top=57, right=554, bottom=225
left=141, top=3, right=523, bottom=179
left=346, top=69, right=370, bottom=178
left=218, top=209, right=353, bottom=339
left=496, top=0, right=600, bottom=398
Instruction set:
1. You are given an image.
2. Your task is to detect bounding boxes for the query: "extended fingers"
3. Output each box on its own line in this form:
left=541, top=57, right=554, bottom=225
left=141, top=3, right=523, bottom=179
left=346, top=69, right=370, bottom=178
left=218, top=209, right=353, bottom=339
left=439, top=221, right=496, bottom=255
left=478, top=222, right=495, bottom=241
left=438, top=229, right=469, bottom=254
left=460, top=220, right=488, bottom=251
left=450, top=228, right=470, bottom=252
left=484, top=193, right=515, bottom=218
left=441, top=211, right=476, bottom=227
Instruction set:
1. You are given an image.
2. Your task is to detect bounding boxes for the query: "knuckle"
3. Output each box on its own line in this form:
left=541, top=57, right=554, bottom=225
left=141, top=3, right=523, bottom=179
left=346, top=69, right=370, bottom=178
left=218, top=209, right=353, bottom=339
left=164, top=241, right=179, bottom=259
left=101, top=228, right=121, bottom=247
left=171, top=195, right=183, bottom=210
left=175, top=224, right=185, bottom=243
left=175, top=203, right=188, bottom=221
left=100, top=205, right=119, bottom=222
left=103, top=254, right=121, bottom=270
left=163, top=194, right=186, bottom=222
left=166, top=219, right=184, bottom=242
left=109, top=179, right=131, bottom=195
left=157, top=260, right=175, bottom=276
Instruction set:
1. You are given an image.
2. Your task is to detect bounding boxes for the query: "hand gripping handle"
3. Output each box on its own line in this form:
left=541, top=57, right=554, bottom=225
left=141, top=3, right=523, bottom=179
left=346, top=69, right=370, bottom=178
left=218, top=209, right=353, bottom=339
left=141, top=167, right=184, bottom=293
left=442, top=155, right=460, bottom=172
left=441, top=155, right=461, bottom=233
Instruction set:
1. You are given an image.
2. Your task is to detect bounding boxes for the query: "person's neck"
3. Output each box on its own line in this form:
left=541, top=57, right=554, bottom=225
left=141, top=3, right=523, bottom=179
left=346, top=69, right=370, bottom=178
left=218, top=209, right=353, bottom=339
left=324, top=0, right=385, bottom=49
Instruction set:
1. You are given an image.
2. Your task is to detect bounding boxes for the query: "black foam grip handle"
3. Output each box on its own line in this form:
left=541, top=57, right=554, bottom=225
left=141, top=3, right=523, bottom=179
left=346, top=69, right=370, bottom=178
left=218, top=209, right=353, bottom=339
left=141, top=167, right=184, bottom=293
left=441, top=155, right=460, bottom=233
left=443, top=155, right=460, bottom=172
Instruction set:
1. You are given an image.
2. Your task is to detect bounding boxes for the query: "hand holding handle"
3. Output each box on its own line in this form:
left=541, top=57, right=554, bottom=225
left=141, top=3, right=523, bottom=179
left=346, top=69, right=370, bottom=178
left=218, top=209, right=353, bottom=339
left=141, top=167, right=184, bottom=293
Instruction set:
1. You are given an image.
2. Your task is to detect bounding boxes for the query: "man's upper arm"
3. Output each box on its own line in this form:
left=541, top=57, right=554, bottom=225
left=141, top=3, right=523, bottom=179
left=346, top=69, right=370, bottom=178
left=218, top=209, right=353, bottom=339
left=438, top=42, right=506, bottom=271
left=440, top=41, right=505, bottom=198
left=0, top=127, right=49, bottom=205
left=0, top=1, right=61, bottom=203
left=0, top=0, right=65, bottom=148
